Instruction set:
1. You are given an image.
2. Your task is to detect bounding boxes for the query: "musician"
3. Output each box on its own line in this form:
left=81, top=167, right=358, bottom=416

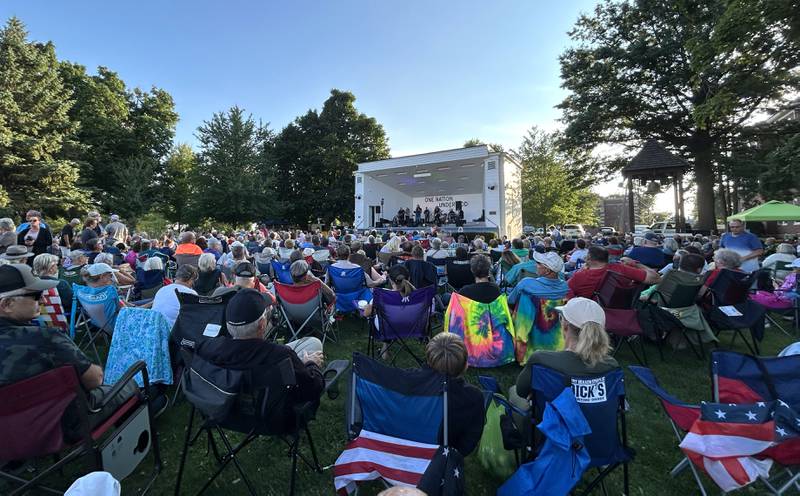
left=423, top=207, right=431, bottom=224
left=414, top=204, right=422, bottom=226
left=404, top=207, right=411, bottom=225
left=456, top=205, right=465, bottom=226
left=397, top=208, right=406, bottom=226
left=433, top=206, right=442, bottom=226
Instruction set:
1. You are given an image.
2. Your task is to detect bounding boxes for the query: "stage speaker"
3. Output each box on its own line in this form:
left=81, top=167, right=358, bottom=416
left=455, top=201, right=462, bottom=210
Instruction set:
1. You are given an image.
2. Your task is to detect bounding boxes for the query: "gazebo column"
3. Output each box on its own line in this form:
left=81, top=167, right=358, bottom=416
left=672, top=174, right=681, bottom=231
left=678, top=172, right=686, bottom=230
left=627, top=177, right=635, bottom=234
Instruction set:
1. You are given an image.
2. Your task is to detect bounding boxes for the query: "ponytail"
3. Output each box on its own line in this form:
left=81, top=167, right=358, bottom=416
left=393, top=273, right=416, bottom=298
left=571, top=321, right=610, bottom=367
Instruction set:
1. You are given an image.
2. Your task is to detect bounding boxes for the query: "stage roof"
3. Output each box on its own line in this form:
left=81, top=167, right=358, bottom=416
left=357, top=145, right=495, bottom=196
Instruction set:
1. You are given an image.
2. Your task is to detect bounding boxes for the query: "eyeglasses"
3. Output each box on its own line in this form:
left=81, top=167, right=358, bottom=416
left=18, top=291, right=43, bottom=301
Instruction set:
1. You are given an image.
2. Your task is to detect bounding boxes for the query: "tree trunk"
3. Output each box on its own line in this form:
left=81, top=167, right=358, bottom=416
left=689, top=132, right=717, bottom=231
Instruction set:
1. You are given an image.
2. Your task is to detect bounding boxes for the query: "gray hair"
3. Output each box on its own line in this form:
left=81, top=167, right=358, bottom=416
left=144, top=257, right=164, bottom=271
left=714, top=248, right=742, bottom=269
left=227, top=311, right=266, bottom=339
left=430, top=237, right=442, bottom=250
left=663, top=237, right=679, bottom=252
left=33, top=253, right=59, bottom=276
left=290, top=260, right=309, bottom=282
left=198, top=252, right=217, bottom=272
left=0, top=218, right=15, bottom=232
left=179, top=231, right=195, bottom=244
left=69, top=250, right=88, bottom=263
left=470, top=254, right=492, bottom=278
left=94, top=253, right=115, bottom=266
left=175, top=264, right=198, bottom=281
left=777, top=243, right=795, bottom=255
left=208, top=238, right=222, bottom=250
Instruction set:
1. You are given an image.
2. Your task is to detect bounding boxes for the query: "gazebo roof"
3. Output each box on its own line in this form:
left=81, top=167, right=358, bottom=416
left=621, top=140, right=690, bottom=177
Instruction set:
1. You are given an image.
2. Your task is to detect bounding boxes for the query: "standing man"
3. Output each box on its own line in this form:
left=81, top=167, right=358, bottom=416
left=105, top=214, right=129, bottom=246
left=59, top=218, right=80, bottom=256
left=414, top=204, right=422, bottom=226
left=720, top=219, right=763, bottom=273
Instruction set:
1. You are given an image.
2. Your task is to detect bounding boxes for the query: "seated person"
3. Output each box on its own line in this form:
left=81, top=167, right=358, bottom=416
left=290, top=260, right=336, bottom=307
left=510, top=238, right=530, bottom=262
left=445, top=247, right=474, bottom=291
left=699, top=248, right=743, bottom=298
left=213, top=261, right=274, bottom=301
left=0, top=264, right=139, bottom=441
left=458, top=254, right=501, bottom=304
left=510, top=297, right=617, bottom=409
left=94, top=252, right=135, bottom=286
left=174, top=231, right=203, bottom=256
left=504, top=251, right=539, bottom=286
left=627, top=232, right=667, bottom=269
left=193, top=253, right=227, bottom=296
left=508, top=251, right=568, bottom=306
left=567, top=246, right=660, bottom=299
left=32, top=253, right=72, bottom=308
left=349, top=241, right=375, bottom=274
left=425, top=332, right=484, bottom=456
left=751, top=258, right=800, bottom=309
left=195, top=289, right=325, bottom=428
left=403, top=245, right=438, bottom=289
left=565, top=239, right=588, bottom=271
left=152, top=265, right=198, bottom=328
left=426, top=237, right=449, bottom=260
left=329, top=244, right=385, bottom=288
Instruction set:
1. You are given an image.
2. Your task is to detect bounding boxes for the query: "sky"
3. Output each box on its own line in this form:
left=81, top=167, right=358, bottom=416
left=1, top=0, right=680, bottom=213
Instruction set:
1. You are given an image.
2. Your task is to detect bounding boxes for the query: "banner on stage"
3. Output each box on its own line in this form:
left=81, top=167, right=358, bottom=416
left=412, top=194, right=482, bottom=218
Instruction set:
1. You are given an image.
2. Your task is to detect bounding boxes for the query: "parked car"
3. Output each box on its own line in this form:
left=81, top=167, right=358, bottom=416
left=600, top=227, right=615, bottom=236
left=563, top=224, right=585, bottom=239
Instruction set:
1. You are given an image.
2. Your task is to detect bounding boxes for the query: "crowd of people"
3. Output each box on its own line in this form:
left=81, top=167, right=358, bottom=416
left=1, top=208, right=799, bottom=492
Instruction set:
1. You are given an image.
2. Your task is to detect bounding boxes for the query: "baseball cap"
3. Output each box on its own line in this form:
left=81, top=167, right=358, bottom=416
left=234, top=261, right=256, bottom=278
left=85, top=263, right=119, bottom=277
left=532, top=251, right=564, bottom=273
left=643, top=232, right=660, bottom=243
left=0, top=264, right=59, bottom=298
left=226, top=288, right=268, bottom=326
left=0, top=245, right=34, bottom=261
left=554, top=297, right=606, bottom=328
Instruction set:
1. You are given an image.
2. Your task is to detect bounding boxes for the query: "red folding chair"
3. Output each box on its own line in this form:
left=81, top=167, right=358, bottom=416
left=593, top=269, right=648, bottom=364
left=0, top=361, right=162, bottom=495
left=273, top=281, right=336, bottom=343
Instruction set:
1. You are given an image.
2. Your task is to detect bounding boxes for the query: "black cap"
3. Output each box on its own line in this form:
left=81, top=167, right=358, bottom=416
left=0, top=264, right=59, bottom=298
left=234, top=261, right=256, bottom=278
left=226, top=288, right=268, bottom=326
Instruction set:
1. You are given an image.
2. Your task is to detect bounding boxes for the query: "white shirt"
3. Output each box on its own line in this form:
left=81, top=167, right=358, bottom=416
left=151, top=283, right=197, bottom=328
left=568, top=248, right=588, bottom=263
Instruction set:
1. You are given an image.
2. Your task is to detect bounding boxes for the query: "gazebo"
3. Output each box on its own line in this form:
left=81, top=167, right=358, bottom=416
left=621, top=140, right=690, bottom=232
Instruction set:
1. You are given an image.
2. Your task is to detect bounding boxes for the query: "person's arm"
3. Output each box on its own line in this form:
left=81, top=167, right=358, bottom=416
left=81, top=364, right=104, bottom=390
left=642, top=267, right=661, bottom=285
left=742, top=248, right=764, bottom=262
left=318, top=280, right=336, bottom=305
left=515, top=360, right=534, bottom=399
left=288, top=349, right=325, bottom=402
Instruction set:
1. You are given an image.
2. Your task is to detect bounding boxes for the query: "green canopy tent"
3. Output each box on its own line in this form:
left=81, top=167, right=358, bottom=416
left=728, top=200, right=800, bottom=222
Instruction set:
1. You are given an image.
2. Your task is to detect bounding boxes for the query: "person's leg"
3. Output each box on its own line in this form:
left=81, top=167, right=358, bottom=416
left=507, top=385, right=531, bottom=434
left=285, top=336, right=323, bottom=356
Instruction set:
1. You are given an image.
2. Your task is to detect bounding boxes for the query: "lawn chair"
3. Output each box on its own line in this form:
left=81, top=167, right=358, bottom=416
left=377, top=250, right=399, bottom=267
left=443, top=292, right=516, bottom=368
left=61, top=264, right=85, bottom=287
left=175, top=253, right=201, bottom=269
left=335, top=352, right=456, bottom=495
left=511, top=293, right=566, bottom=364
left=273, top=281, right=336, bottom=343
left=134, top=267, right=166, bottom=301
left=711, top=350, right=800, bottom=494
left=369, top=286, right=435, bottom=366
left=0, top=361, right=162, bottom=495
left=527, top=365, right=633, bottom=495
left=174, top=351, right=347, bottom=496
left=404, top=258, right=438, bottom=289
left=271, top=259, right=294, bottom=284
left=328, top=266, right=372, bottom=314
left=703, top=269, right=764, bottom=354
left=628, top=366, right=706, bottom=495
left=647, top=269, right=710, bottom=359
left=36, top=287, right=69, bottom=333
left=593, top=270, right=648, bottom=365
left=69, top=283, right=122, bottom=361
left=105, top=307, right=174, bottom=387
left=445, top=259, right=473, bottom=292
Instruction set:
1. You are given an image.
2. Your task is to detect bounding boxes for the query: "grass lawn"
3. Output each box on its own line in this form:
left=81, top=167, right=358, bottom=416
left=12, top=315, right=798, bottom=495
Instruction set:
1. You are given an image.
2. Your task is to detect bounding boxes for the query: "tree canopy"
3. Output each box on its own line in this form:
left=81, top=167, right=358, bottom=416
left=558, top=0, right=800, bottom=229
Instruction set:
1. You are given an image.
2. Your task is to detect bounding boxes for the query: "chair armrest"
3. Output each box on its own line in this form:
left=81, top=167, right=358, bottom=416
left=97, top=360, right=149, bottom=409
left=322, top=359, right=350, bottom=400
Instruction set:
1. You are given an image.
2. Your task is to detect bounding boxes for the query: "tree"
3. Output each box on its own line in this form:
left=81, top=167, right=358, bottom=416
left=558, top=0, right=800, bottom=229
left=0, top=17, right=89, bottom=217
left=192, top=106, right=276, bottom=225
left=515, top=127, right=598, bottom=227
left=463, top=138, right=505, bottom=153
left=274, top=89, right=390, bottom=225
left=107, top=156, right=158, bottom=225
left=160, top=144, right=197, bottom=225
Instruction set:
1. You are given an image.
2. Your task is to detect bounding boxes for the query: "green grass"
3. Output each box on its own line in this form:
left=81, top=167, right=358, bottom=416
left=12, top=317, right=799, bottom=495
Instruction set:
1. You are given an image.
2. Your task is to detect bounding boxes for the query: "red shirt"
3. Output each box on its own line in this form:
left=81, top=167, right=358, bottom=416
left=567, top=263, right=647, bottom=299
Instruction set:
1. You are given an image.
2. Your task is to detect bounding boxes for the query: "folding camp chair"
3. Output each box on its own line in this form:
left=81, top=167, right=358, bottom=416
left=369, top=286, right=435, bottom=366
left=175, top=253, right=201, bottom=269
left=36, top=287, right=69, bottom=333
left=61, top=264, right=85, bottom=287
left=377, top=251, right=398, bottom=268
left=69, top=284, right=122, bottom=361
left=511, top=293, right=566, bottom=364
left=647, top=269, right=708, bottom=359
left=629, top=366, right=706, bottom=495
left=0, top=361, right=162, bottom=495
left=528, top=365, right=633, bottom=495
left=273, top=281, right=336, bottom=343
left=335, top=352, right=453, bottom=494
left=105, top=307, right=174, bottom=387
left=134, top=267, right=166, bottom=301
left=328, top=266, right=372, bottom=314
left=711, top=350, right=800, bottom=494
left=404, top=258, right=438, bottom=289
left=443, top=292, right=516, bottom=368
left=271, top=259, right=294, bottom=284
left=703, top=269, right=764, bottom=354
left=593, top=270, right=648, bottom=365
left=174, top=352, right=347, bottom=496
left=445, top=259, right=473, bottom=292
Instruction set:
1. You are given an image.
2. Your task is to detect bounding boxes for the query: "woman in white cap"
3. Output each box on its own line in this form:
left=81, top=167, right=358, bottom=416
left=511, top=297, right=616, bottom=402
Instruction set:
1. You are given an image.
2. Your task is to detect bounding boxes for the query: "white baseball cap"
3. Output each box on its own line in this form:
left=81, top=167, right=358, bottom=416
left=532, top=251, right=564, bottom=273
left=554, top=297, right=606, bottom=327
left=85, top=263, right=119, bottom=277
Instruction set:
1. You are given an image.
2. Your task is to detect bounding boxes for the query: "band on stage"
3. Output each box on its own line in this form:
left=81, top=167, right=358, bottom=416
left=381, top=204, right=465, bottom=227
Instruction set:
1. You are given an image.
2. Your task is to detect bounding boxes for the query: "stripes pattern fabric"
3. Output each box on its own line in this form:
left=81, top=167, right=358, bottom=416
left=37, top=287, right=68, bottom=332
left=333, top=429, right=438, bottom=495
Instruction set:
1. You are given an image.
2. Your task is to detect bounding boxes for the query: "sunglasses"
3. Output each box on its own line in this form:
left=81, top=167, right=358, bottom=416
left=19, top=291, right=43, bottom=300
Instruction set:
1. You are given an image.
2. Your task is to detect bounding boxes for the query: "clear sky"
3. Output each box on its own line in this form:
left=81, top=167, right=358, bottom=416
left=1, top=0, right=680, bottom=213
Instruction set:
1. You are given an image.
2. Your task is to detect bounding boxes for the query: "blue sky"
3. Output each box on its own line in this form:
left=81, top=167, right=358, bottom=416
left=2, top=0, right=598, bottom=156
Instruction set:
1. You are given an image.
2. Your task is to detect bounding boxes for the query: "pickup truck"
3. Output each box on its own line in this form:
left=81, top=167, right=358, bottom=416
left=645, top=221, right=693, bottom=237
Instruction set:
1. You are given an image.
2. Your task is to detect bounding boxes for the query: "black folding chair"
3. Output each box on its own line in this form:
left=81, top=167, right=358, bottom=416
left=702, top=269, right=764, bottom=354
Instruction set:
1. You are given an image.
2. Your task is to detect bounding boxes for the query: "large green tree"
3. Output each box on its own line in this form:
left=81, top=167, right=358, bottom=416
left=516, top=127, right=598, bottom=227
left=160, top=144, right=197, bottom=225
left=274, top=89, right=390, bottom=226
left=191, top=106, right=276, bottom=225
left=0, top=17, right=89, bottom=216
left=558, top=0, right=800, bottom=229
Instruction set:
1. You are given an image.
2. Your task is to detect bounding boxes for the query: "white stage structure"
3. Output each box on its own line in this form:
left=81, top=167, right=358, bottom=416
left=354, top=145, right=522, bottom=238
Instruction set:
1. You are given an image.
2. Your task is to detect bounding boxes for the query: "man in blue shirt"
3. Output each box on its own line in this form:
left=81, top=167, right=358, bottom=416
left=508, top=251, right=568, bottom=306
left=720, top=219, right=763, bottom=273
left=627, top=232, right=667, bottom=269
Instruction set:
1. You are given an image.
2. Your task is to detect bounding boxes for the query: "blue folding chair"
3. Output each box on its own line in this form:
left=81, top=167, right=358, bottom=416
left=69, top=284, right=121, bottom=361
left=369, top=286, right=435, bottom=365
left=271, top=259, right=293, bottom=284
left=335, top=352, right=453, bottom=494
left=328, top=266, right=372, bottom=313
left=529, top=365, right=632, bottom=495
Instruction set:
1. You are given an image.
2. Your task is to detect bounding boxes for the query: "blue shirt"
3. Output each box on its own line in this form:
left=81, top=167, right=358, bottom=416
left=508, top=276, right=568, bottom=305
left=720, top=231, right=762, bottom=272
left=628, top=246, right=666, bottom=268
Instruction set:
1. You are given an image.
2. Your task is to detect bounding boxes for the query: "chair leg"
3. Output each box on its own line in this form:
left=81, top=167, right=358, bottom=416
left=305, top=427, right=322, bottom=472
left=623, top=461, right=629, bottom=496
left=289, top=433, right=299, bottom=496
left=174, top=405, right=195, bottom=496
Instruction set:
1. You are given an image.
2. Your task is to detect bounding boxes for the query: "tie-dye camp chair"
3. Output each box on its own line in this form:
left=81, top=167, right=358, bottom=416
left=443, top=292, right=516, bottom=368
left=512, top=294, right=566, bottom=364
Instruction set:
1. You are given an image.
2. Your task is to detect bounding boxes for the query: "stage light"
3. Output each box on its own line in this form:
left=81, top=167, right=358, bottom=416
left=413, top=172, right=431, bottom=178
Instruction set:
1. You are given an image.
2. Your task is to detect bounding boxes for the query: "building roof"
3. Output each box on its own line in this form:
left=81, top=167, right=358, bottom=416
left=621, top=139, right=689, bottom=177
